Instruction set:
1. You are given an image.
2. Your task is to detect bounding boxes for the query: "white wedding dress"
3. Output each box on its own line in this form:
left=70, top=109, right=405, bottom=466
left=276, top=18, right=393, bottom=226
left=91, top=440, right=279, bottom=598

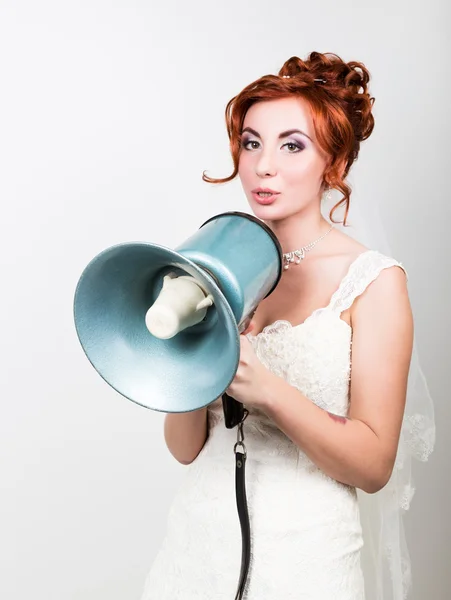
left=140, top=249, right=407, bottom=600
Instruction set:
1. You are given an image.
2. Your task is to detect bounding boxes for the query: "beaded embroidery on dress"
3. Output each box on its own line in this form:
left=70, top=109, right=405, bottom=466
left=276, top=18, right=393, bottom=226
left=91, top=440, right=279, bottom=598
left=139, top=250, right=416, bottom=600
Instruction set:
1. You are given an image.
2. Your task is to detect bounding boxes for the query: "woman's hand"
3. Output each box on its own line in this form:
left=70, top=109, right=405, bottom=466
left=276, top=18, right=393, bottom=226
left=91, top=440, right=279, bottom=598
left=225, top=318, right=274, bottom=409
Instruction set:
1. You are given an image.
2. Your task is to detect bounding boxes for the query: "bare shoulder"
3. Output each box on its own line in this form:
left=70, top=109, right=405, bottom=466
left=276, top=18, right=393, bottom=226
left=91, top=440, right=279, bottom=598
left=351, top=258, right=411, bottom=327
left=324, top=227, right=410, bottom=326
left=327, top=226, right=409, bottom=298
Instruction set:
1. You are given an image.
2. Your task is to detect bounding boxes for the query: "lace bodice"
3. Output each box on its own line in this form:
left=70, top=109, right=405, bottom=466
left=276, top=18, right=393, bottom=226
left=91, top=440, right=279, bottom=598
left=246, top=314, right=352, bottom=415
left=210, top=248, right=404, bottom=421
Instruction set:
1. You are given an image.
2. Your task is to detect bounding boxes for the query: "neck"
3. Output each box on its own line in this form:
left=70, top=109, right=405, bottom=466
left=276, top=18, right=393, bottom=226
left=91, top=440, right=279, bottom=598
left=264, top=210, right=331, bottom=254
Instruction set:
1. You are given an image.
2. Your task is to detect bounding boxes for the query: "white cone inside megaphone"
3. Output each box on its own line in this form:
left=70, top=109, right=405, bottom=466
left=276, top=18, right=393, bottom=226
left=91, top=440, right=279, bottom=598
left=145, top=274, right=214, bottom=339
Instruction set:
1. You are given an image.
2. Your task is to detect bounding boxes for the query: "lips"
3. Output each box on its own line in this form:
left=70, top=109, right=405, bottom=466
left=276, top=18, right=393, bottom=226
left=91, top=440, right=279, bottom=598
left=252, top=187, right=280, bottom=194
left=251, top=191, right=279, bottom=205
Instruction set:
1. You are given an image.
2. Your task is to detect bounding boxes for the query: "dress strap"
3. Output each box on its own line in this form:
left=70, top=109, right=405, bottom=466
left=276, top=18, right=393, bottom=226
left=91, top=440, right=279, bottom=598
left=328, top=250, right=408, bottom=316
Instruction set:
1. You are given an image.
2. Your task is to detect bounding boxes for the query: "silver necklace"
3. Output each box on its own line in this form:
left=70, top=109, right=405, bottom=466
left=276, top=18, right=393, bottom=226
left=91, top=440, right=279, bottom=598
left=282, top=224, right=334, bottom=270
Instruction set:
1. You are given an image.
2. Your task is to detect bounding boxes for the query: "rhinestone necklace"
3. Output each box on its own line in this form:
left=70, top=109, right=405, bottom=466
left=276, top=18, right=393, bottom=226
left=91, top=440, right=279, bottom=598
left=282, top=224, right=334, bottom=270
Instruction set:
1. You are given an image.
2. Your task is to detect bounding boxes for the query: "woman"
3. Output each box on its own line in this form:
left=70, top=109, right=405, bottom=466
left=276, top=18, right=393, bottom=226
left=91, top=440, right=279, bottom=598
left=140, top=52, right=435, bottom=600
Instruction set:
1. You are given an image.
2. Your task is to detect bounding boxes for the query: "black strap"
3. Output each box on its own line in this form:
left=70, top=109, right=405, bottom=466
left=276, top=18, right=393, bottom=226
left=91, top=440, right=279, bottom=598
left=234, top=446, right=251, bottom=599
left=233, top=414, right=251, bottom=600
left=221, top=394, right=251, bottom=599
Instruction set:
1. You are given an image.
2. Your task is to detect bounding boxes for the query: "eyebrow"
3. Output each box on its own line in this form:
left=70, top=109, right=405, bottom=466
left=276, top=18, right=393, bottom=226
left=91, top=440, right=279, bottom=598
left=241, top=126, right=313, bottom=143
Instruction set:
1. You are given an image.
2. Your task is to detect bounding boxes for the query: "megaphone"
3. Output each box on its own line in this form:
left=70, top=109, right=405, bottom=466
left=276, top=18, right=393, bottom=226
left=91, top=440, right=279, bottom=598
left=73, top=211, right=282, bottom=422
left=73, top=210, right=283, bottom=599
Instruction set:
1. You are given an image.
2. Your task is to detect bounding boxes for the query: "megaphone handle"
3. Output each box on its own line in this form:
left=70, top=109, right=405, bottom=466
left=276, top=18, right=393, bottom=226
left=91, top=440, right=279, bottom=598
left=222, top=392, right=245, bottom=429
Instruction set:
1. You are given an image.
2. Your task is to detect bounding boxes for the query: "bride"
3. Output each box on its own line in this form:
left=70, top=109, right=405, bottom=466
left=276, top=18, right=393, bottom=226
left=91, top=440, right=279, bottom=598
left=140, top=51, right=435, bottom=600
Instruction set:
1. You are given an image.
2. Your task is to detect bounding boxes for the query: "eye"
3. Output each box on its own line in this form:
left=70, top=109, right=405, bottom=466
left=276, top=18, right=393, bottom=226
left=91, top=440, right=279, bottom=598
left=241, top=139, right=260, bottom=150
left=283, top=142, right=304, bottom=153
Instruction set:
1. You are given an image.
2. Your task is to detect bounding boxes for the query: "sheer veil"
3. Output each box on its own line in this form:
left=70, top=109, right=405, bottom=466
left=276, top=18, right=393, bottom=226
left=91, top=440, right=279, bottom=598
left=321, top=190, right=436, bottom=599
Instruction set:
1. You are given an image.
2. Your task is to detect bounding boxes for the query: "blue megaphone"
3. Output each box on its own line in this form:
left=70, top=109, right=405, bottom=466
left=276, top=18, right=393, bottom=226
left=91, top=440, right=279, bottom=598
left=73, top=211, right=282, bottom=418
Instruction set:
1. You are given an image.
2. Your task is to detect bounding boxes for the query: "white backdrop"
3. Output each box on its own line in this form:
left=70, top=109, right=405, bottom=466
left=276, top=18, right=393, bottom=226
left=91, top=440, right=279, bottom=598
left=1, top=1, right=449, bottom=598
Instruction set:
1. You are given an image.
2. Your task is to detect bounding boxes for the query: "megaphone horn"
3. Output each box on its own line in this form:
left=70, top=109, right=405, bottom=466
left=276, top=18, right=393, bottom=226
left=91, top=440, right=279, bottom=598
left=73, top=211, right=283, bottom=419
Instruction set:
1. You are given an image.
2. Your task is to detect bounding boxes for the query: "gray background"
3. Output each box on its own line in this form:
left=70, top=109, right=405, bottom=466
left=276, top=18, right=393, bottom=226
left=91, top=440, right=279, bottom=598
left=1, top=1, right=449, bottom=598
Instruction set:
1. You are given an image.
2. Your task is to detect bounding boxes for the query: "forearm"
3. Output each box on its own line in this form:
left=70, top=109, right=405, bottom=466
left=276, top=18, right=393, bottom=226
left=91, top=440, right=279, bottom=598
left=261, top=375, right=388, bottom=493
left=164, top=406, right=209, bottom=465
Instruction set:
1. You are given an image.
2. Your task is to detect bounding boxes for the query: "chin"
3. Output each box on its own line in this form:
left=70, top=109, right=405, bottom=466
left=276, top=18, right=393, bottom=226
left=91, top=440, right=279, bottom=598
left=248, top=201, right=292, bottom=222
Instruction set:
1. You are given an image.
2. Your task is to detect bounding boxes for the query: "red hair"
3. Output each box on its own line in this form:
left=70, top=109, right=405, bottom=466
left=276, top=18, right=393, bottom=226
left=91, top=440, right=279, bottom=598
left=202, top=51, right=375, bottom=226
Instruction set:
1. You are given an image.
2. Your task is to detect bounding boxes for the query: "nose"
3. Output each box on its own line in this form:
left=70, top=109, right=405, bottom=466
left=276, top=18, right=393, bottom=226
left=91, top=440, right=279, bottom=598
left=255, top=148, right=277, bottom=177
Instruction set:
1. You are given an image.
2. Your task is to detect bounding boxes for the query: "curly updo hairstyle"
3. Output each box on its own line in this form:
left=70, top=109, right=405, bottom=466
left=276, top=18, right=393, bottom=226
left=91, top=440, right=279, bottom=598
left=202, top=51, right=375, bottom=225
